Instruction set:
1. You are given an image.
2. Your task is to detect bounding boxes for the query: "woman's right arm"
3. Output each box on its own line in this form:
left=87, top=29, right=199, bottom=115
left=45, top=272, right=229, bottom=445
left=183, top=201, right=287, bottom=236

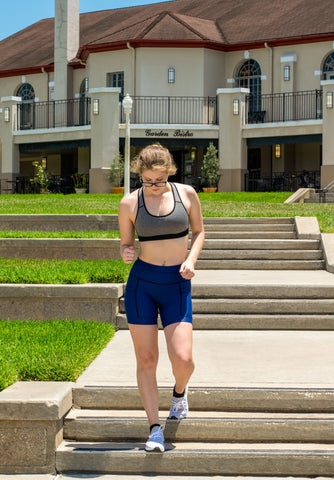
left=118, top=195, right=136, bottom=264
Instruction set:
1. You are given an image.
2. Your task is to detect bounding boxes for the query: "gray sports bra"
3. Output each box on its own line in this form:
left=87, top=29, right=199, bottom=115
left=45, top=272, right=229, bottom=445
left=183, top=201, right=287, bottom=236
left=135, top=182, right=189, bottom=242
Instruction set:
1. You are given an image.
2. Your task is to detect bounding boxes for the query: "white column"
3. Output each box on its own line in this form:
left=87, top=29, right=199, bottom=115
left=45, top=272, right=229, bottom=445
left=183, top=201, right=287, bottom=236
left=216, top=88, right=249, bottom=192
left=0, top=96, right=21, bottom=193
left=89, top=88, right=121, bottom=193
left=321, top=80, right=334, bottom=188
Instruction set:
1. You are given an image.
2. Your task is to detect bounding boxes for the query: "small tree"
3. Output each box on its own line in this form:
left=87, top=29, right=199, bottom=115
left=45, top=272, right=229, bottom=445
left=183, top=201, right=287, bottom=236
left=108, top=152, right=125, bottom=186
left=30, top=161, right=51, bottom=192
left=201, top=143, right=219, bottom=188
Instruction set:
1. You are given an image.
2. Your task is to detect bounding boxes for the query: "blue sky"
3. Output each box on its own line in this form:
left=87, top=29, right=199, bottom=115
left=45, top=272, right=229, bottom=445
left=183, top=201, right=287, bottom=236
left=0, top=0, right=172, bottom=41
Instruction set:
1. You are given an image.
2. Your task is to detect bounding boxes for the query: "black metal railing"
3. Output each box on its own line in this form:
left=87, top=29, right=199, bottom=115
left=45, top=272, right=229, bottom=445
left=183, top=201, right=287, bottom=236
left=246, top=90, right=323, bottom=124
left=244, top=170, right=320, bottom=192
left=121, top=96, right=217, bottom=125
left=16, top=98, right=91, bottom=130
left=1, top=175, right=88, bottom=194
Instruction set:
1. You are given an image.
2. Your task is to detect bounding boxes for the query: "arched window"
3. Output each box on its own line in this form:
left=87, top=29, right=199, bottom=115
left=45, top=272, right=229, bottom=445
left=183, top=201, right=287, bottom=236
left=235, top=59, right=262, bottom=112
left=17, top=83, right=35, bottom=101
left=16, top=84, right=35, bottom=129
left=322, top=52, right=334, bottom=80
left=80, top=78, right=89, bottom=98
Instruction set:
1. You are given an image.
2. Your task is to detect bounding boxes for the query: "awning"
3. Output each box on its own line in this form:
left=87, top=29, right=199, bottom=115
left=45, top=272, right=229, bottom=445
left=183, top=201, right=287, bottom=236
left=247, top=134, right=322, bottom=147
left=19, top=140, right=90, bottom=152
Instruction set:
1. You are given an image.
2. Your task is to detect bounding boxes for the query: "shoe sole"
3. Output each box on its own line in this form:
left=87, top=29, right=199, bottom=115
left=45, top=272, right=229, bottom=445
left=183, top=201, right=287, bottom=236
left=145, top=446, right=165, bottom=453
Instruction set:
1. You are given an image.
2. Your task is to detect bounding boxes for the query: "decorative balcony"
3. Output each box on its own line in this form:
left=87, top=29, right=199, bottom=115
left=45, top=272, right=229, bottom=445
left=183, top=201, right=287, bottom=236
left=16, top=98, right=91, bottom=130
left=246, top=90, right=323, bottom=124
left=120, top=96, right=218, bottom=125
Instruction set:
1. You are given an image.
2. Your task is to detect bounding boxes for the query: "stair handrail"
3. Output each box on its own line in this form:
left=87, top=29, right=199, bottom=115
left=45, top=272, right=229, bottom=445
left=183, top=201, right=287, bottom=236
left=322, top=178, right=334, bottom=193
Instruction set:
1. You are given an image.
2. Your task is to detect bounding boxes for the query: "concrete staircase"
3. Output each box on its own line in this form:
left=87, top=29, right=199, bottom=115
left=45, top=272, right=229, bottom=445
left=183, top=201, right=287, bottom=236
left=197, top=217, right=324, bottom=269
left=304, top=191, right=334, bottom=203
left=56, top=216, right=334, bottom=477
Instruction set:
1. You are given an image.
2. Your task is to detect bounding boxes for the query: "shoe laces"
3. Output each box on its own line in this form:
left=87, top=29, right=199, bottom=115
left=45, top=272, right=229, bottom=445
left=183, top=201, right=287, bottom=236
left=170, top=397, right=187, bottom=414
left=149, top=424, right=164, bottom=440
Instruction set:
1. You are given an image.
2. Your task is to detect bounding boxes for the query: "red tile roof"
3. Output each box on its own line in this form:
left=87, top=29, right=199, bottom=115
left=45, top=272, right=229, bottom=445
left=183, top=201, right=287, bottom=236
left=1, top=0, right=334, bottom=75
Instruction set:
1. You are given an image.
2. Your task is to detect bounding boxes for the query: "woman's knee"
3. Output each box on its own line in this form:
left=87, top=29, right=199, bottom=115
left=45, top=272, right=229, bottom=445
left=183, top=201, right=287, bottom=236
left=172, top=352, right=195, bottom=374
left=136, top=349, right=158, bottom=371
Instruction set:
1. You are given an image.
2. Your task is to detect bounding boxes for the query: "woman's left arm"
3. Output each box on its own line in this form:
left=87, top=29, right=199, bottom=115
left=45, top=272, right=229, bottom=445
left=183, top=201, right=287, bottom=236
left=179, top=186, right=205, bottom=279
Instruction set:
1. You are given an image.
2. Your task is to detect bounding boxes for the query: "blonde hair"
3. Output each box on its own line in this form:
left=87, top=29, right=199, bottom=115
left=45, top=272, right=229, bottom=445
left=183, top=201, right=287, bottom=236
left=131, top=143, right=177, bottom=175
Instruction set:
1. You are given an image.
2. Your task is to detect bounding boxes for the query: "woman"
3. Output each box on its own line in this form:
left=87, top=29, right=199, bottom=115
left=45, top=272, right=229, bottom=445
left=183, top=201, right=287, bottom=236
left=118, top=143, right=204, bottom=452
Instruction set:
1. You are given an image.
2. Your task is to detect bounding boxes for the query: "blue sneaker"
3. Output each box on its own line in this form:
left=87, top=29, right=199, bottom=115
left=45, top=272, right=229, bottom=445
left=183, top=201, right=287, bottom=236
left=145, top=425, right=165, bottom=452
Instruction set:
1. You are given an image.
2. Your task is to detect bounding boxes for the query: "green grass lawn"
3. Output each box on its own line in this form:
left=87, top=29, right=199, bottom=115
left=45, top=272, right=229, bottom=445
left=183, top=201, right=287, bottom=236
left=0, top=192, right=334, bottom=231
left=0, top=258, right=131, bottom=284
left=0, top=319, right=115, bottom=391
left=0, top=230, right=120, bottom=238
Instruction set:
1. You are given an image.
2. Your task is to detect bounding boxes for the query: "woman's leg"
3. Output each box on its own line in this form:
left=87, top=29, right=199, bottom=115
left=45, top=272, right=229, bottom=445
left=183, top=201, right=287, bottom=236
left=164, top=322, right=195, bottom=395
left=128, top=323, right=160, bottom=426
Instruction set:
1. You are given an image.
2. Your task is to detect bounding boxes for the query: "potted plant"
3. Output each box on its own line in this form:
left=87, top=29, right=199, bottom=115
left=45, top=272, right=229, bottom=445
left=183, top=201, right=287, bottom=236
left=30, top=161, right=51, bottom=193
left=201, top=142, right=219, bottom=192
left=108, top=152, right=125, bottom=194
left=72, top=173, right=88, bottom=193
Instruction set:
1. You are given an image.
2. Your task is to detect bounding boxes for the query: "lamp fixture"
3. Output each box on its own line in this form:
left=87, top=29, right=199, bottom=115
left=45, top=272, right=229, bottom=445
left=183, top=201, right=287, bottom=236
left=4, top=107, right=10, bottom=122
left=168, top=67, right=175, bottom=84
left=233, top=99, right=239, bottom=115
left=327, top=91, right=333, bottom=109
left=284, top=65, right=290, bottom=81
left=275, top=144, right=281, bottom=159
left=92, top=98, right=99, bottom=115
left=122, top=93, right=133, bottom=115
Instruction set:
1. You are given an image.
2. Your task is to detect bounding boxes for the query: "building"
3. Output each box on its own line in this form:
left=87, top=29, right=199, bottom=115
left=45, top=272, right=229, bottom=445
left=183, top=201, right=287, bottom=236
left=1, top=0, right=334, bottom=193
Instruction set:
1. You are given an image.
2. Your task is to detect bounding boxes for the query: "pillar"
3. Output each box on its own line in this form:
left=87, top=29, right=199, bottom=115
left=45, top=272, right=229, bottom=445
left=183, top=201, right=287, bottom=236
left=89, top=88, right=121, bottom=193
left=0, top=97, right=21, bottom=194
left=321, top=80, right=334, bottom=188
left=216, top=88, right=249, bottom=191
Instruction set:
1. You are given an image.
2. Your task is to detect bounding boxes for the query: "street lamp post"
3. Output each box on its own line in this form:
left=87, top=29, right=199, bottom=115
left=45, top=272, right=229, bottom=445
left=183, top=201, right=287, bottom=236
left=122, top=93, right=133, bottom=196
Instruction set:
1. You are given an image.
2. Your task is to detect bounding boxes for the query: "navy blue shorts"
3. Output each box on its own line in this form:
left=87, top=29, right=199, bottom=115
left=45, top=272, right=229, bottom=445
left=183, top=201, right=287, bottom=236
left=124, top=258, right=192, bottom=328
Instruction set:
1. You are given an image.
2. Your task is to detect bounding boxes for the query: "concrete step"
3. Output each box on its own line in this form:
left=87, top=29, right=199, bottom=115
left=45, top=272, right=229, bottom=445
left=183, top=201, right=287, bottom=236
left=72, top=386, right=334, bottom=412
left=201, top=239, right=320, bottom=250
left=198, top=250, right=322, bottom=260
left=195, top=259, right=324, bottom=269
left=203, top=224, right=295, bottom=232
left=56, top=476, right=334, bottom=480
left=115, top=313, right=334, bottom=330
left=56, top=440, right=334, bottom=476
left=202, top=217, right=294, bottom=225
left=204, top=231, right=297, bottom=239
left=191, top=298, right=334, bottom=314
left=64, top=408, right=334, bottom=443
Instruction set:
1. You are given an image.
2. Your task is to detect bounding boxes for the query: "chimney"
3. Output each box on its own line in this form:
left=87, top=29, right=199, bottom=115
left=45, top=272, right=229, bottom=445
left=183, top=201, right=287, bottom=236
left=54, top=0, right=80, bottom=100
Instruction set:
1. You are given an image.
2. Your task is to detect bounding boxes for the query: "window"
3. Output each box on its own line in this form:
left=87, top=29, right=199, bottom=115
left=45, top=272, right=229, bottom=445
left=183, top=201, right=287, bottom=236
left=107, top=72, right=124, bottom=101
left=16, top=83, right=35, bottom=129
left=17, top=83, right=35, bottom=101
left=235, top=59, right=262, bottom=112
left=322, top=52, right=334, bottom=80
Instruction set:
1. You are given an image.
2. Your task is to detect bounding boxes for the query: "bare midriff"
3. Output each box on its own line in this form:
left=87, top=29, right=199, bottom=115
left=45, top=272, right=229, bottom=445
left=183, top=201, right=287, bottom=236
left=138, top=235, right=189, bottom=266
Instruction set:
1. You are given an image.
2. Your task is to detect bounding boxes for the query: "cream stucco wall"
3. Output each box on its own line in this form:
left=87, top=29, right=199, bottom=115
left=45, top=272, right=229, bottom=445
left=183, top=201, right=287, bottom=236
left=136, top=48, right=205, bottom=96
left=203, top=49, right=225, bottom=96
left=88, top=49, right=133, bottom=92
left=0, top=72, right=49, bottom=101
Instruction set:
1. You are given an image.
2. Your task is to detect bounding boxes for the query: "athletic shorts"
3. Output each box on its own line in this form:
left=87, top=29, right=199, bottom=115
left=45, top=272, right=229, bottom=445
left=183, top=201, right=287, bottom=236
left=124, top=258, right=192, bottom=328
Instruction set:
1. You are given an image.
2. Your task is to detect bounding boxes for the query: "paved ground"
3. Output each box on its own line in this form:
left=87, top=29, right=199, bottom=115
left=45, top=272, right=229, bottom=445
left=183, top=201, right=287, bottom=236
left=77, top=269, right=334, bottom=389
left=3, top=269, right=334, bottom=480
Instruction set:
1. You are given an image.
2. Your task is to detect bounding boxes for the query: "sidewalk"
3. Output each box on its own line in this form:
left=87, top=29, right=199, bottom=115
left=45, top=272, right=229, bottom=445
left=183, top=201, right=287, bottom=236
left=77, top=269, right=334, bottom=390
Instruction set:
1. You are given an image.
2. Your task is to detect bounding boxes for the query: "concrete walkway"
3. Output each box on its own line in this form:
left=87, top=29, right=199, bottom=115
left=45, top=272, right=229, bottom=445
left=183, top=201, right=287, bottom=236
left=77, top=269, right=334, bottom=390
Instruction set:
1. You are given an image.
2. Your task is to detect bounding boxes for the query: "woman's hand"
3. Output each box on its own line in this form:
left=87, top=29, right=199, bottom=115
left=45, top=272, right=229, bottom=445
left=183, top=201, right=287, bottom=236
left=121, top=245, right=135, bottom=264
left=179, top=259, right=195, bottom=279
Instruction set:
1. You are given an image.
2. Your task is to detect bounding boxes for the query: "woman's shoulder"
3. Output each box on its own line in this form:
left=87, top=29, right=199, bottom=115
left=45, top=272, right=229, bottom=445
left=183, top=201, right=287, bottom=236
left=173, top=182, right=197, bottom=197
left=119, top=189, right=139, bottom=215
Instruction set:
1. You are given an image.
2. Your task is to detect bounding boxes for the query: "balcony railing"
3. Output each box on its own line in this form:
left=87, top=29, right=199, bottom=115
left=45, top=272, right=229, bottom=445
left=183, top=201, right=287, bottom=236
left=121, top=96, right=218, bottom=125
left=16, top=98, right=91, bottom=130
left=246, top=90, right=323, bottom=124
